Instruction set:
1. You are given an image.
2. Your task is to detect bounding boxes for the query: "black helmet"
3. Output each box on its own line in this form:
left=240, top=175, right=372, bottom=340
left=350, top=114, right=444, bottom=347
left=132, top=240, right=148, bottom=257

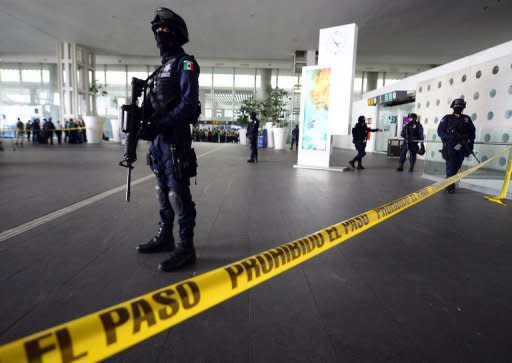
left=357, top=115, right=365, bottom=123
left=450, top=98, right=466, bottom=109
left=151, top=7, right=189, bottom=45
left=408, top=113, right=418, bottom=120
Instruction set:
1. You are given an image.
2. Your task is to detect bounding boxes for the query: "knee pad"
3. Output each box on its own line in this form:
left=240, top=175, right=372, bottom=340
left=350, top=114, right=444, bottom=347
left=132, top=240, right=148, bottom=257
left=156, top=185, right=169, bottom=209
left=168, top=189, right=185, bottom=217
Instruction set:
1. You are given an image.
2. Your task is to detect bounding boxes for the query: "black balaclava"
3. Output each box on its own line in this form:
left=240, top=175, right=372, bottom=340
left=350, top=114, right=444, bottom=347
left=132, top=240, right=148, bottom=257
left=154, top=31, right=181, bottom=61
left=453, top=106, right=464, bottom=114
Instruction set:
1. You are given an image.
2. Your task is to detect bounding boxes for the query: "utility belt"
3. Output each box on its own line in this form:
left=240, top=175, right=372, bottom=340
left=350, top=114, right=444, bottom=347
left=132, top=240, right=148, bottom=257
left=147, top=145, right=197, bottom=180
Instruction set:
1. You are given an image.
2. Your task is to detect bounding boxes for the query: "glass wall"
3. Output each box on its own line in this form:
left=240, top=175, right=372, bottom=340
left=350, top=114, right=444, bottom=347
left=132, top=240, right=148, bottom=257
left=0, top=63, right=58, bottom=129
left=1, top=62, right=410, bottom=129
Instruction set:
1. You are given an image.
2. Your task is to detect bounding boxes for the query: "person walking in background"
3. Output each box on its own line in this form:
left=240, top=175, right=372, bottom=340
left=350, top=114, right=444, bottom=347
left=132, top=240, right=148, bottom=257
left=32, top=119, right=40, bottom=144
left=437, top=98, right=476, bottom=193
left=247, top=111, right=259, bottom=162
left=348, top=115, right=381, bottom=170
left=15, top=118, right=24, bottom=146
left=26, top=120, right=32, bottom=142
left=290, top=124, right=299, bottom=150
left=397, top=113, right=424, bottom=172
left=55, top=120, right=63, bottom=144
left=46, top=118, right=55, bottom=145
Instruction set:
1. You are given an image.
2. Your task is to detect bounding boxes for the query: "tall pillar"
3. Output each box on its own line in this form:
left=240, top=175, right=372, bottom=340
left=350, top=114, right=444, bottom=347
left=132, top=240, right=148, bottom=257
left=306, top=50, right=317, bottom=66
left=365, top=71, right=378, bottom=92
left=257, top=68, right=272, bottom=101
left=57, top=42, right=96, bottom=121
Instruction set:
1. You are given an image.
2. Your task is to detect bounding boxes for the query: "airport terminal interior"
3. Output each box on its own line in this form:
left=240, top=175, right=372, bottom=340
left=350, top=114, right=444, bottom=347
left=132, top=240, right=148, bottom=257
left=1, top=0, right=512, bottom=362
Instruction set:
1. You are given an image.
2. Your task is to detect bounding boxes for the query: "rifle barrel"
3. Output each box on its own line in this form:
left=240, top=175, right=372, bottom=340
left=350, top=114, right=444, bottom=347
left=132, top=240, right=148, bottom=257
left=126, top=165, right=132, bottom=202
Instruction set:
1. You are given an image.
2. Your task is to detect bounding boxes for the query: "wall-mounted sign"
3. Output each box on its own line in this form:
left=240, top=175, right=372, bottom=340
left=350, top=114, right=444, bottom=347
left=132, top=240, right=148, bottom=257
left=367, top=91, right=409, bottom=106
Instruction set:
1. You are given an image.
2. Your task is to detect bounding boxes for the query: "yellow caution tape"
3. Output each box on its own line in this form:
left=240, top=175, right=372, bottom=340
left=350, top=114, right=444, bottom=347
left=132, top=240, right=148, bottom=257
left=485, top=149, right=512, bottom=206
left=0, top=146, right=510, bottom=363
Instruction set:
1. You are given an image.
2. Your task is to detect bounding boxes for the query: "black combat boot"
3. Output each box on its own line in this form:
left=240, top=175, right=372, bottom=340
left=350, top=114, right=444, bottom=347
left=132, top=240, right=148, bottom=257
left=136, top=222, right=175, bottom=253
left=158, top=239, right=196, bottom=272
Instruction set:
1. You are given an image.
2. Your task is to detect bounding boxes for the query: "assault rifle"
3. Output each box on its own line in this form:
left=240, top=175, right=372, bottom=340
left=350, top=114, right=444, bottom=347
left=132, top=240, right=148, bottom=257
left=119, top=77, right=147, bottom=202
left=118, top=71, right=178, bottom=201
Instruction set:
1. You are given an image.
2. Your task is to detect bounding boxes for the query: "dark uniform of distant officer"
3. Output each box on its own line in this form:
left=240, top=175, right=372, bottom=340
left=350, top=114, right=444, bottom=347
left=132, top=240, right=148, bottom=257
left=397, top=113, right=424, bottom=172
left=135, top=7, right=201, bottom=271
left=247, top=111, right=259, bottom=162
left=437, top=98, right=476, bottom=193
left=290, top=124, right=299, bottom=150
left=348, top=115, right=381, bottom=170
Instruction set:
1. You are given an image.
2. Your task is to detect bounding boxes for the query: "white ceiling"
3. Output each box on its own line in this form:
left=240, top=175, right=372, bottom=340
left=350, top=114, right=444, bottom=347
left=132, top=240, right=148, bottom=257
left=0, top=0, right=510, bottom=66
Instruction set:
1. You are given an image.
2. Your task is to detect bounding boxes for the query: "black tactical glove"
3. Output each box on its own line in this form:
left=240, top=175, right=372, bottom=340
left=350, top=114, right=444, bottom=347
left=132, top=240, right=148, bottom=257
left=464, top=142, right=474, bottom=157
left=124, top=151, right=137, bottom=164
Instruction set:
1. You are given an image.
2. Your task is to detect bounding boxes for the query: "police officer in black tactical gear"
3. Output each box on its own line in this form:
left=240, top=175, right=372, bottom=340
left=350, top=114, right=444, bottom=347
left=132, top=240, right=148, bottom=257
left=136, top=7, right=201, bottom=271
left=437, top=98, right=476, bottom=193
left=348, top=115, right=381, bottom=170
left=397, top=113, right=424, bottom=172
left=247, top=111, right=259, bottom=162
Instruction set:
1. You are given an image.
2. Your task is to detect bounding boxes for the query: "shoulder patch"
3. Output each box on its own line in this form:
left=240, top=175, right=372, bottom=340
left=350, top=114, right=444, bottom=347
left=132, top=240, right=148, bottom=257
left=183, top=60, right=195, bottom=72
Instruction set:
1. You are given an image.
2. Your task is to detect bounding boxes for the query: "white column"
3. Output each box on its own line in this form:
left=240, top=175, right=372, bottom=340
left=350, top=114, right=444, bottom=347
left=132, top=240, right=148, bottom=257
left=57, top=42, right=96, bottom=121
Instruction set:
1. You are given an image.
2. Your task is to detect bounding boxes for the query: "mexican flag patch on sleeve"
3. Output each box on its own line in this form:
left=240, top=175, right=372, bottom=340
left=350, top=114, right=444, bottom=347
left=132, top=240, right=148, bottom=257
left=183, top=60, right=195, bottom=71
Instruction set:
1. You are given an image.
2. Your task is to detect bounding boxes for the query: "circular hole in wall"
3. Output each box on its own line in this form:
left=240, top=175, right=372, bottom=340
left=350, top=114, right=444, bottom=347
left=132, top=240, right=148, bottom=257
left=508, top=85, right=512, bottom=95
left=427, top=84, right=431, bottom=91
left=484, top=134, right=491, bottom=142
left=426, top=101, right=430, bottom=108
left=436, top=99, right=440, bottom=106
left=482, top=155, right=489, bottom=162
left=492, top=65, right=499, bottom=75
left=419, top=86, right=423, bottom=93
left=506, top=110, right=512, bottom=119
left=490, top=89, right=496, bottom=98
left=471, top=113, right=477, bottom=121
left=487, top=111, right=494, bottom=120
left=432, top=134, right=436, bottom=141
left=499, top=157, right=507, bottom=167
left=424, top=117, right=428, bottom=124
left=503, top=133, right=510, bottom=143
left=449, top=78, right=454, bottom=85
left=434, top=117, right=439, bottom=124
left=476, top=70, right=482, bottom=79
left=438, top=81, right=442, bottom=88
left=473, top=92, right=479, bottom=100
left=417, top=103, right=421, bottom=109
left=431, top=151, right=436, bottom=158
left=461, top=74, right=467, bottom=82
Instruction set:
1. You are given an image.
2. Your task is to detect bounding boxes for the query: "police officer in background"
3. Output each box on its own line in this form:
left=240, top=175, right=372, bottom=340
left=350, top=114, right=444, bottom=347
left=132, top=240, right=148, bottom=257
left=348, top=115, right=381, bottom=170
left=290, top=124, right=299, bottom=150
left=437, top=98, right=476, bottom=193
left=247, top=111, right=259, bottom=162
left=397, top=113, right=424, bottom=172
left=135, top=7, right=201, bottom=271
